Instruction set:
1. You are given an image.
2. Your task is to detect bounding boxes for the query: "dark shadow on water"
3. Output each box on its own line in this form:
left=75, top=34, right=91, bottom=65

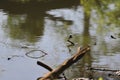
left=0, top=0, right=80, bottom=14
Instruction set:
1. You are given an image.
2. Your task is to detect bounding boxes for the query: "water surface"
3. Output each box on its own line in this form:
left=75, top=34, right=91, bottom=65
left=0, top=0, right=120, bottom=80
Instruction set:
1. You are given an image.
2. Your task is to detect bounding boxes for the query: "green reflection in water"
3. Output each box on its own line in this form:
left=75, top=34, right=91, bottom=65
left=6, top=14, right=44, bottom=43
left=65, top=0, right=120, bottom=79
left=81, top=0, right=120, bottom=27
left=0, top=0, right=79, bottom=43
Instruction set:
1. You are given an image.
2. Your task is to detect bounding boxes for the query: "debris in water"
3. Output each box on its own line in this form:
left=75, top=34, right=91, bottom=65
left=111, top=35, right=116, bottom=39
left=25, top=50, right=47, bottom=59
left=7, top=55, right=24, bottom=60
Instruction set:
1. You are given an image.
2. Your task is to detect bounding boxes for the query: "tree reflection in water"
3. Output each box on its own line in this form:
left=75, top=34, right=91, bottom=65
left=0, top=0, right=120, bottom=80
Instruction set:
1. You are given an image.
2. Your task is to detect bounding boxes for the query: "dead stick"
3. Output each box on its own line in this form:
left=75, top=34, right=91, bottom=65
left=37, top=61, right=53, bottom=71
left=39, top=46, right=90, bottom=80
left=88, top=67, right=118, bottom=72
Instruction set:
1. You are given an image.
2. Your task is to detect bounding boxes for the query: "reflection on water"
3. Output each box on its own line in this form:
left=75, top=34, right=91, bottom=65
left=6, top=14, right=44, bottom=42
left=0, top=0, right=120, bottom=80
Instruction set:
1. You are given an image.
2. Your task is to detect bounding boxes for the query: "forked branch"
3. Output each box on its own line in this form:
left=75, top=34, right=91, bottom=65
left=38, top=46, right=90, bottom=80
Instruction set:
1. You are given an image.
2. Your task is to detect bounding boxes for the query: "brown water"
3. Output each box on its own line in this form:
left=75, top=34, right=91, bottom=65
left=0, top=0, right=120, bottom=80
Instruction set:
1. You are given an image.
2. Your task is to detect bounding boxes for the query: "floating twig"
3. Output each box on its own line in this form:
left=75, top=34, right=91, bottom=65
left=67, top=34, right=75, bottom=52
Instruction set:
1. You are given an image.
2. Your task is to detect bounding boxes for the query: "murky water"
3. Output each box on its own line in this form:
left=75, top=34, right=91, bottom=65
left=0, top=0, right=120, bottom=80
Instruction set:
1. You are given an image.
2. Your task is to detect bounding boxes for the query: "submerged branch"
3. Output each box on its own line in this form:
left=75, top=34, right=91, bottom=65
left=88, top=67, right=119, bottom=72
